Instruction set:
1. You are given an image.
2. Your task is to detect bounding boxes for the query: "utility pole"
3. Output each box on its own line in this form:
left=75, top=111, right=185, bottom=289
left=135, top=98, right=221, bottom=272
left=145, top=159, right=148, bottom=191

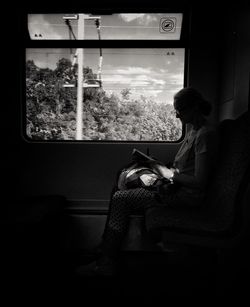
left=76, top=14, right=85, bottom=140
left=63, top=14, right=101, bottom=140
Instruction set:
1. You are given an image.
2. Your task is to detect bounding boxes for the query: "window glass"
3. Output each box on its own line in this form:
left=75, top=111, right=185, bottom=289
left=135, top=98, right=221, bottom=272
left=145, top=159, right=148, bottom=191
left=28, top=13, right=183, bottom=40
left=26, top=48, right=184, bottom=141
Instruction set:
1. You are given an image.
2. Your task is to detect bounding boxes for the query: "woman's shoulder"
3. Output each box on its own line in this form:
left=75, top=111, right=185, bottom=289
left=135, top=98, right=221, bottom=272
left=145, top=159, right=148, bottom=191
left=195, top=125, right=218, bottom=150
left=197, top=124, right=217, bottom=138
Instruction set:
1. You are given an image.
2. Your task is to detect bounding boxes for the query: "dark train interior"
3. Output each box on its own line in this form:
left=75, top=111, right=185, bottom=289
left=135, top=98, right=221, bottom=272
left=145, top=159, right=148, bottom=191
left=2, top=0, right=250, bottom=302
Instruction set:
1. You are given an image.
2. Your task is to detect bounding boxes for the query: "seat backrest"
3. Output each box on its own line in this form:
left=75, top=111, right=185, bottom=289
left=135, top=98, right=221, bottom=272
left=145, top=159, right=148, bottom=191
left=204, top=111, right=250, bottom=231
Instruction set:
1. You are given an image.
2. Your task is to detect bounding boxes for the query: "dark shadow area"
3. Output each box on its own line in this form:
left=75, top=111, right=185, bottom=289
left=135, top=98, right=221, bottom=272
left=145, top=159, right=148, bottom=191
left=3, top=240, right=249, bottom=302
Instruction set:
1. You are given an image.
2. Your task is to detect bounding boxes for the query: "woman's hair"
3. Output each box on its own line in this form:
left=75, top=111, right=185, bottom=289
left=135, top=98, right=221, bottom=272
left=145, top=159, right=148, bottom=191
left=174, top=87, right=212, bottom=116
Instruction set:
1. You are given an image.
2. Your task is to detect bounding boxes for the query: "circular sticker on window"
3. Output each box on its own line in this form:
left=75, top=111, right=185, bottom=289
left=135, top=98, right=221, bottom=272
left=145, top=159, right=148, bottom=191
left=160, top=17, right=176, bottom=33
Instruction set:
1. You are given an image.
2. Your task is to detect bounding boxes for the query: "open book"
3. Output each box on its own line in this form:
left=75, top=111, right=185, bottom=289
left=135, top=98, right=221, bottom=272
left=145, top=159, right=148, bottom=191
left=131, top=148, right=166, bottom=167
left=132, top=148, right=174, bottom=180
left=131, top=148, right=156, bottom=163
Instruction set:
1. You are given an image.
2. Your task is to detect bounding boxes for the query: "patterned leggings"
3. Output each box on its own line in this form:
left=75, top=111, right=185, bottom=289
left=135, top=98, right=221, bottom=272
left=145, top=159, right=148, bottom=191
left=107, top=188, right=156, bottom=232
left=101, top=187, right=157, bottom=259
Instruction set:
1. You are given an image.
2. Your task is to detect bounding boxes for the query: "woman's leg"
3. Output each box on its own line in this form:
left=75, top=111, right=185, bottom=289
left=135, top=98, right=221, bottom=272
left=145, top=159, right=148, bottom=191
left=102, top=162, right=137, bottom=240
left=100, top=188, right=156, bottom=261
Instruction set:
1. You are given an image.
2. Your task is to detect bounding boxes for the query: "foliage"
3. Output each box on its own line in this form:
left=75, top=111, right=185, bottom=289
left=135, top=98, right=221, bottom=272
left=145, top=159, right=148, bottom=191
left=26, top=59, right=182, bottom=141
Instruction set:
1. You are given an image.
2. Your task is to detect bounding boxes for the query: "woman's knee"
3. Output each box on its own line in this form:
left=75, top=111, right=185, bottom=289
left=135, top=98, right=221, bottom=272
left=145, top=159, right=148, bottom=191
left=112, top=190, right=129, bottom=203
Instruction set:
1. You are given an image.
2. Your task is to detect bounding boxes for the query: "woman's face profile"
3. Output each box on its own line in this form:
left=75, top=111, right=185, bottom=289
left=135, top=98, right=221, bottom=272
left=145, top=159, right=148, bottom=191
left=174, top=98, right=193, bottom=124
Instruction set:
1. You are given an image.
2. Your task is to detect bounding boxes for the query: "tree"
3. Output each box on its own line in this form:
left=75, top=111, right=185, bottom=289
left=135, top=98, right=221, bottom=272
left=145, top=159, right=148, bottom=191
left=26, top=58, right=182, bottom=141
left=121, top=88, right=131, bottom=100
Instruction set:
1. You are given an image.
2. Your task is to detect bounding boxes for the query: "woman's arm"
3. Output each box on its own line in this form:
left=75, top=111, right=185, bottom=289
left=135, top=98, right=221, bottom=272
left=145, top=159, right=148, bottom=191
left=154, top=164, right=175, bottom=179
left=173, top=152, right=210, bottom=189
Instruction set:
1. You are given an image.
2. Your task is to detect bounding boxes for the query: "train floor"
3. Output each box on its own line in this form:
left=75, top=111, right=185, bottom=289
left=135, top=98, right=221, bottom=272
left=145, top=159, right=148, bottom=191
left=2, top=244, right=250, bottom=303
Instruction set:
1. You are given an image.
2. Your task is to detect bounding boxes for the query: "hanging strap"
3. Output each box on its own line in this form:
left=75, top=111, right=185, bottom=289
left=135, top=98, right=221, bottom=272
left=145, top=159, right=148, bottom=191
left=95, top=19, right=103, bottom=87
left=64, top=19, right=77, bottom=65
left=64, top=19, right=77, bottom=40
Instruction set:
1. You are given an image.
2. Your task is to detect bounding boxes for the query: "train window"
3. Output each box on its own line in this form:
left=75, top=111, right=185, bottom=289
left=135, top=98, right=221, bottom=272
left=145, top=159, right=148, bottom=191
left=28, top=13, right=183, bottom=40
left=25, top=12, right=187, bottom=142
left=25, top=48, right=184, bottom=141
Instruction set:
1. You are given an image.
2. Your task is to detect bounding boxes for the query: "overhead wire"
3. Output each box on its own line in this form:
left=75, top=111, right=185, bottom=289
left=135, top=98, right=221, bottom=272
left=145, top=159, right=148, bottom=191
left=64, top=19, right=77, bottom=40
left=26, top=51, right=179, bottom=56
left=29, top=22, right=165, bottom=29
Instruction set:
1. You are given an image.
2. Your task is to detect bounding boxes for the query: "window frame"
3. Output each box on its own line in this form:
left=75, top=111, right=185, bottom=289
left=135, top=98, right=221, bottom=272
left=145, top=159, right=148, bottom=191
left=22, top=7, right=190, bottom=144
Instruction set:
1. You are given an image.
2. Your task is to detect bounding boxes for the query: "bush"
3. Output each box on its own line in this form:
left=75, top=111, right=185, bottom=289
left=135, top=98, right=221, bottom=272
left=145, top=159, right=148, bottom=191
left=26, top=59, right=182, bottom=141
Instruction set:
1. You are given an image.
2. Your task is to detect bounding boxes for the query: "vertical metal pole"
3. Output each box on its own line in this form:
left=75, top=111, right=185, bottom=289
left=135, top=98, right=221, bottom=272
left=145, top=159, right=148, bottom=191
left=76, top=14, right=85, bottom=140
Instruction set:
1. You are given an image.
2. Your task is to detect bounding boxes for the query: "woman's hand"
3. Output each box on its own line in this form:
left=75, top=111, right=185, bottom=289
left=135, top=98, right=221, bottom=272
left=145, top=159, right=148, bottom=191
left=154, top=164, right=174, bottom=179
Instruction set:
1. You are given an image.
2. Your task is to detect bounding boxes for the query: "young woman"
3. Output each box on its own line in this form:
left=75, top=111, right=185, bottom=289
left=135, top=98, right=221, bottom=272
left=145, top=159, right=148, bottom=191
left=76, top=87, right=218, bottom=276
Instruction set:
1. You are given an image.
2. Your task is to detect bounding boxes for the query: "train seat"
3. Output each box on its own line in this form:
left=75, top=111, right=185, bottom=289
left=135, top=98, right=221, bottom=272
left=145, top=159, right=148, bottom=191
left=145, top=111, right=250, bottom=248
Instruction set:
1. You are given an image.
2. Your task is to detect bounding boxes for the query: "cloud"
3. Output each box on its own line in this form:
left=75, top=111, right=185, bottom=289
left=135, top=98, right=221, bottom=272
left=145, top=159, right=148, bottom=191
left=119, top=14, right=145, bottom=22
left=28, top=14, right=63, bottom=39
left=119, top=14, right=158, bottom=26
left=116, top=67, right=153, bottom=75
left=160, top=68, right=169, bottom=73
left=166, top=73, right=184, bottom=85
left=132, top=80, right=150, bottom=87
left=143, top=14, right=158, bottom=25
left=142, top=89, right=163, bottom=97
left=151, top=78, right=166, bottom=86
left=102, top=63, right=183, bottom=103
left=103, top=66, right=168, bottom=90
left=103, top=74, right=132, bottom=85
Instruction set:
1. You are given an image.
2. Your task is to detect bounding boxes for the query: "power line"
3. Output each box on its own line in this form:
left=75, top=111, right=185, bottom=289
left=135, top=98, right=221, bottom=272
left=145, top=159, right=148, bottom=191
left=102, top=88, right=182, bottom=90
left=29, top=22, right=181, bottom=29
left=30, top=23, right=159, bottom=29
left=100, top=71, right=183, bottom=75
left=26, top=51, right=181, bottom=56
left=46, top=86, right=181, bottom=91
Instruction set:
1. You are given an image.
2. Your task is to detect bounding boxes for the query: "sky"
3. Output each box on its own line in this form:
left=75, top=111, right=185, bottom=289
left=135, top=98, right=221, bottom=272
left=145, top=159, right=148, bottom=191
left=28, top=13, right=182, bottom=40
left=26, top=14, right=184, bottom=104
left=26, top=48, right=185, bottom=104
